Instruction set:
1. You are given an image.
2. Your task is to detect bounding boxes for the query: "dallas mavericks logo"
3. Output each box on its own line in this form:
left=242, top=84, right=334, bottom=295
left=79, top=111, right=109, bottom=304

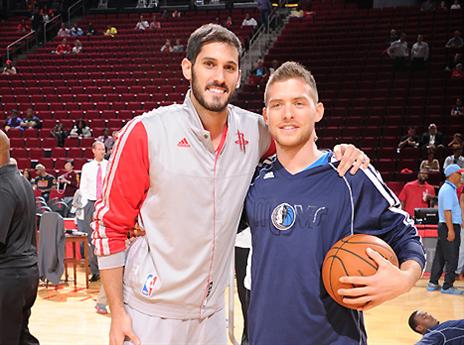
left=271, top=203, right=296, bottom=231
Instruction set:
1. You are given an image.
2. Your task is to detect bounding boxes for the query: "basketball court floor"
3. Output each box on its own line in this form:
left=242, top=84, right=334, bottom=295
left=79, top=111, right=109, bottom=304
left=29, top=268, right=463, bottom=345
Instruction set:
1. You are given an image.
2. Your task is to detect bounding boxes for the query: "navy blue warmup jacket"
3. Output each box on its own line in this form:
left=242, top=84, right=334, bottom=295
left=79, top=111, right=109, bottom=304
left=416, top=320, right=464, bottom=345
left=245, top=153, right=426, bottom=345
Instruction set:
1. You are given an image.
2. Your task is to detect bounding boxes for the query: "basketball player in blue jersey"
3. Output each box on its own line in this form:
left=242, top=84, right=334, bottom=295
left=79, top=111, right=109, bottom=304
left=244, top=62, right=426, bottom=345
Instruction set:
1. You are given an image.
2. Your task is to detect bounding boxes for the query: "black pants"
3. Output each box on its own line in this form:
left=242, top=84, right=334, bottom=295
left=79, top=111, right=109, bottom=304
left=430, top=223, right=461, bottom=290
left=0, top=265, right=40, bottom=345
left=77, top=200, right=99, bottom=275
left=235, top=247, right=250, bottom=344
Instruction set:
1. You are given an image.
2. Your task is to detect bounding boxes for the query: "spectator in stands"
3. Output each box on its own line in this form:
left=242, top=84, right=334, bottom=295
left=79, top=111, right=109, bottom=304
left=249, top=58, right=269, bottom=84
left=70, top=23, right=84, bottom=37
left=398, top=126, right=420, bottom=152
left=72, top=39, right=82, bottom=54
left=172, top=39, right=185, bottom=53
left=448, top=133, right=464, bottom=150
left=420, top=123, right=445, bottom=152
left=420, top=147, right=440, bottom=173
left=445, top=53, right=462, bottom=71
left=54, top=38, right=71, bottom=55
left=171, top=10, right=181, bottom=18
left=70, top=119, right=91, bottom=138
left=57, top=160, right=79, bottom=199
left=257, top=0, right=272, bottom=31
left=410, top=34, right=429, bottom=68
left=387, top=32, right=409, bottom=68
left=4, top=109, right=23, bottom=132
left=17, top=19, right=30, bottom=33
left=408, top=310, right=464, bottom=343
left=2, top=60, right=17, bottom=75
left=444, top=148, right=464, bottom=170
left=450, top=62, right=464, bottom=79
left=445, top=30, right=464, bottom=49
left=420, top=0, right=436, bottom=11
left=399, top=168, right=435, bottom=217
left=104, top=25, right=118, bottom=38
left=224, top=16, right=233, bottom=29
left=32, top=163, right=56, bottom=202
left=160, top=39, right=173, bottom=53
left=51, top=121, right=68, bottom=147
left=389, top=29, right=400, bottom=43
left=269, top=59, right=280, bottom=75
left=451, top=97, right=463, bottom=117
left=149, top=15, right=161, bottom=30
left=22, top=168, right=32, bottom=183
left=86, top=22, right=96, bottom=36
left=242, top=13, right=258, bottom=29
left=97, top=128, right=115, bottom=154
left=20, top=108, right=42, bottom=130
left=41, top=8, right=49, bottom=24
left=438, top=0, right=448, bottom=10
left=57, top=23, right=70, bottom=38
left=135, top=15, right=149, bottom=31
left=450, top=0, right=462, bottom=9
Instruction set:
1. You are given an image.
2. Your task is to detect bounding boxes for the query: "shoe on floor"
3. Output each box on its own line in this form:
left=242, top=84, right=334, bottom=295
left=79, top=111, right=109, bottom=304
left=440, top=287, right=464, bottom=295
left=95, top=304, right=108, bottom=314
left=426, top=282, right=440, bottom=291
left=89, top=274, right=100, bottom=282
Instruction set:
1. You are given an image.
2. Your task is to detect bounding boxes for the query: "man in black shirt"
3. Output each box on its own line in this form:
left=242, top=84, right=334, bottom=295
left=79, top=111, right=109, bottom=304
left=0, top=129, right=40, bottom=345
left=32, top=163, right=56, bottom=202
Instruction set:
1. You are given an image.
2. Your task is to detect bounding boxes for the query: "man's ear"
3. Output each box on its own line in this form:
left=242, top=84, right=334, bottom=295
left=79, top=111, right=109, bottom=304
left=315, top=102, right=324, bottom=123
left=262, top=106, right=269, bottom=125
left=181, top=58, right=192, bottom=81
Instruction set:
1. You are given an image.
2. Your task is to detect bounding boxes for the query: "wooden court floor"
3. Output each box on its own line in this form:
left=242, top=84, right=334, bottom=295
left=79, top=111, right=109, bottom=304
left=29, top=268, right=464, bottom=345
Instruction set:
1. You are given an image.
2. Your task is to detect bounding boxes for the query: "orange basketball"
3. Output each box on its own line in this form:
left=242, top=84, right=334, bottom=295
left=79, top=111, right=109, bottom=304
left=322, top=234, right=399, bottom=310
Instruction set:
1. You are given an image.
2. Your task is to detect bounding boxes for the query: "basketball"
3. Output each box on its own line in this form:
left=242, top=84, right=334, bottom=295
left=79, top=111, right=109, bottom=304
left=322, top=234, right=399, bottom=310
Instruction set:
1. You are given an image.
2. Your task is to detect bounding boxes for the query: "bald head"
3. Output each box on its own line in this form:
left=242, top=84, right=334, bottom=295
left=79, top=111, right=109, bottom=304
left=0, top=129, right=10, bottom=167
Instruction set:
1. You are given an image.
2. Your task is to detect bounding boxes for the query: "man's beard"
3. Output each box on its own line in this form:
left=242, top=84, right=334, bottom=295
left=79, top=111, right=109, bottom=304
left=191, top=68, right=236, bottom=112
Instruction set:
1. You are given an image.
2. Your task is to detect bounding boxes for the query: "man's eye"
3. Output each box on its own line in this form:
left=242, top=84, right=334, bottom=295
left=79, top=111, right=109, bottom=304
left=271, top=103, right=282, bottom=109
left=225, top=65, right=236, bottom=72
left=204, top=61, right=214, bottom=68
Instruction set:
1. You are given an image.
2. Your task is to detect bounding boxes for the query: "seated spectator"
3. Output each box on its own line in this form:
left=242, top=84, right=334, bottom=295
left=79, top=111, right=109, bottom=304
left=450, top=0, right=462, bottom=9
left=72, top=39, right=83, bottom=54
left=4, top=109, right=23, bottom=132
left=32, top=163, right=56, bottom=202
left=420, top=0, right=436, bottom=11
left=420, top=123, right=445, bottom=151
left=224, top=16, right=233, bottom=28
left=2, top=60, right=17, bottom=75
left=55, top=38, right=71, bottom=55
left=450, top=97, right=463, bottom=116
left=387, top=32, right=409, bottom=68
left=57, top=23, right=70, bottom=38
left=86, top=22, right=96, bottom=36
left=70, top=23, right=84, bottom=37
left=443, top=148, right=464, bottom=169
left=445, top=30, right=464, bottom=49
left=410, top=34, right=429, bottom=68
left=389, top=29, right=400, bottom=43
left=398, top=126, right=419, bottom=152
left=445, top=52, right=462, bottom=71
left=438, top=0, right=448, bottom=10
left=160, top=39, right=173, bottom=53
left=20, top=108, right=42, bottom=129
left=57, top=160, right=79, bottom=199
left=135, top=15, right=149, bottom=31
left=22, top=168, right=32, bottom=183
left=149, top=15, right=161, bottom=30
left=248, top=59, right=269, bottom=85
left=171, top=10, right=181, bottom=18
left=172, top=39, right=184, bottom=53
left=69, top=119, right=91, bottom=138
left=104, top=25, right=118, bottom=37
left=17, top=19, right=30, bottom=33
left=51, top=121, right=68, bottom=147
left=269, top=59, right=280, bottom=75
left=419, top=147, right=440, bottom=173
left=398, top=168, right=435, bottom=217
left=448, top=133, right=464, bottom=150
left=242, top=13, right=258, bottom=29
left=450, top=63, right=464, bottom=79
left=97, top=128, right=115, bottom=154
left=408, top=310, right=464, bottom=344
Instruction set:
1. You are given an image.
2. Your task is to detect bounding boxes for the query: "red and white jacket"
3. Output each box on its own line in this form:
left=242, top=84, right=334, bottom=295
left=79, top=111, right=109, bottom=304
left=92, top=93, right=272, bottom=319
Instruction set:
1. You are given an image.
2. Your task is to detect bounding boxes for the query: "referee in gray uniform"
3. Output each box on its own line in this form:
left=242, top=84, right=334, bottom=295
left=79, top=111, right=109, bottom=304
left=0, top=129, right=39, bottom=345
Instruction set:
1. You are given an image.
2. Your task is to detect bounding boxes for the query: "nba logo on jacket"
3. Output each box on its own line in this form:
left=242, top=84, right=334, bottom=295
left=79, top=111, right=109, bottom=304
left=141, top=274, right=158, bottom=297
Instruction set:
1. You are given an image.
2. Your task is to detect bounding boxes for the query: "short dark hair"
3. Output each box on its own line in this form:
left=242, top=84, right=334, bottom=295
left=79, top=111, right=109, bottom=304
left=186, top=24, right=242, bottom=64
left=408, top=311, right=421, bottom=334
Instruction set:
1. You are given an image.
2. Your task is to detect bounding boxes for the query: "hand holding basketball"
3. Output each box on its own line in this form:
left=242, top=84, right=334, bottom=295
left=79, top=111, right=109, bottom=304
left=337, top=247, right=418, bottom=311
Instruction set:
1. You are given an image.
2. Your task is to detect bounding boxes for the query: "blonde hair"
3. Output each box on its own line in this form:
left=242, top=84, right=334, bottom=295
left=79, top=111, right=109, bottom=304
left=264, top=61, right=319, bottom=105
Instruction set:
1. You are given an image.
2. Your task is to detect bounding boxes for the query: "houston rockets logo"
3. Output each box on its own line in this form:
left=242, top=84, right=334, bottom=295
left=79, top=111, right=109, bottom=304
left=235, top=130, right=249, bottom=153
